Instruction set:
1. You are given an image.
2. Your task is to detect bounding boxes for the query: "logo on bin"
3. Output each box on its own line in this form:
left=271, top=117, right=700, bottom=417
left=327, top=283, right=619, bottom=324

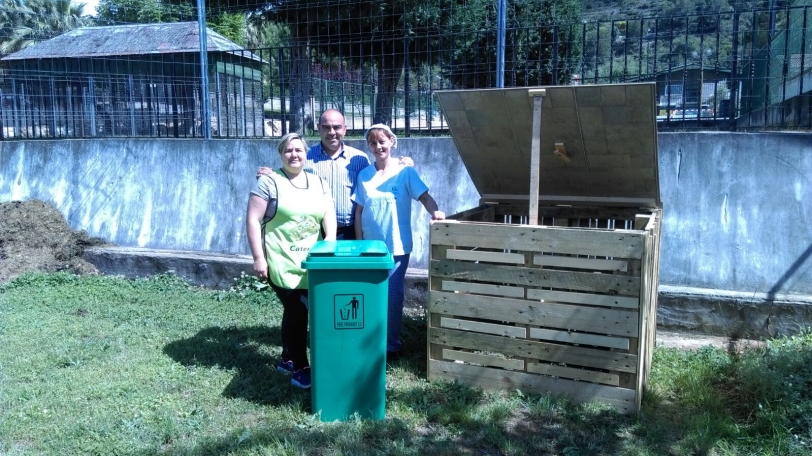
left=334, top=294, right=364, bottom=330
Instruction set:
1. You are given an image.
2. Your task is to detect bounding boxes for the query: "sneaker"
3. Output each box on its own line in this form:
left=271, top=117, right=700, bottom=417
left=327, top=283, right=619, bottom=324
left=291, top=367, right=311, bottom=389
left=276, top=358, right=294, bottom=375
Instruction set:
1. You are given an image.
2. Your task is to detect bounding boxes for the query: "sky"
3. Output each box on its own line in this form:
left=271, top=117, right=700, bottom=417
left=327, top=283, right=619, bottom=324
left=75, top=0, right=99, bottom=16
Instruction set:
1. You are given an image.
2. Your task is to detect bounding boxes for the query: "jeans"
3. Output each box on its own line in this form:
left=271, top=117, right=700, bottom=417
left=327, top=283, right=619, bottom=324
left=387, top=254, right=409, bottom=353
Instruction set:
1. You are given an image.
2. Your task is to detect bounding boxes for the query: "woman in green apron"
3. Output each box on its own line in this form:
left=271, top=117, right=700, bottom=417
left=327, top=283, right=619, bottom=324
left=246, top=133, right=337, bottom=389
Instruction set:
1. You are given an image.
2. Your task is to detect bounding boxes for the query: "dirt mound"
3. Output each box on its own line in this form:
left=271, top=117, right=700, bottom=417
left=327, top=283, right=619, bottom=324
left=0, top=200, right=107, bottom=283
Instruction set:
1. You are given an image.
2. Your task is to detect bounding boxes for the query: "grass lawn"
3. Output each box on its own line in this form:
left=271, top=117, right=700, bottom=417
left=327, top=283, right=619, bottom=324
left=1, top=272, right=811, bottom=455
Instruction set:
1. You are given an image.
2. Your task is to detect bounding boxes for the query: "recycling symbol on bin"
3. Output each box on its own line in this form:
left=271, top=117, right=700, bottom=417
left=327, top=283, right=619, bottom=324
left=334, top=294, right=364, bottom=330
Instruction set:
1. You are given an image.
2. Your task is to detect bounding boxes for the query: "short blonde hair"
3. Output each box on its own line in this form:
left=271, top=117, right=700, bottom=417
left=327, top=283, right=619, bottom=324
left=277, top=133, right=308, bottom=155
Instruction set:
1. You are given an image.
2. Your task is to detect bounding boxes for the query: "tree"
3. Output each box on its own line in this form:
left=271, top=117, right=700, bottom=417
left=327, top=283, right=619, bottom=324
left=245, top=15, right=289, bottom=49
left=251, top=1, right=487, bottom=129
left=95, top=0, right=194, bottom=25
left=208, top=11, right=248, bottom=45
left=255, top=0, right=426, bottom=130
left=96, top=0, right=246, bottom=49
left=442, top=0, right=582, bottom=88
left=253, top=0, right=581, bottom=130
left=0, top=0, right=89, bottom=55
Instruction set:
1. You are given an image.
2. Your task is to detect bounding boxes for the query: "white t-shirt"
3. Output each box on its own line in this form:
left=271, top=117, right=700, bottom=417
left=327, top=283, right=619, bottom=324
left=352, top=164, right=429, bottom=256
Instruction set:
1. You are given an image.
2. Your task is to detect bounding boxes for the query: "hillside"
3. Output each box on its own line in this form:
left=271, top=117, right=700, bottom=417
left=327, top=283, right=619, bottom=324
left=582, top=0, right=773, bottom=21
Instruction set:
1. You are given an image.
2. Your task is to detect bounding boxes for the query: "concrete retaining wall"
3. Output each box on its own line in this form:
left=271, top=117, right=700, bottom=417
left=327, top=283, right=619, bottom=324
left=0, top=137, right=478, bottom=269
left=2, top=132, right=811, bottom=336
left=657, top=133, right=812, bottom=295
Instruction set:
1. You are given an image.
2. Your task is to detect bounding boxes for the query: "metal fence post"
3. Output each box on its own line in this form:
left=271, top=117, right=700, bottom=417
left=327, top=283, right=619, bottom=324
left=88, top=77, right=96, bottom=137
left=49, top=77, right=57, bottom=137
left=278, top=47, right=287, bottom=135
left=764, top=9, right=775, bottom=127
left=730, top=12, right=740, bottom=130
left=594, top=23, right=600, bottom=84
left=798, top=7, right=808, bottom=126
left=0, top=89, right=4, bottom=140
left=609, top=20, right=615, bottom=83
left=214, top=71, right=222, bottom=137
left=11, top=79, right=20, bottom=137
left=496, top=0, right=506, bottom=88
left=129, top=74, right=136, bottom=136
left=240, top=78, right=246, bottom=137
left=780, top=6, right=791, bottom=126
left=197, top=0, right=211, bottom=139
left=404, top=36, right=411, bottom=136
left=552, top=25, right=560, bottom=84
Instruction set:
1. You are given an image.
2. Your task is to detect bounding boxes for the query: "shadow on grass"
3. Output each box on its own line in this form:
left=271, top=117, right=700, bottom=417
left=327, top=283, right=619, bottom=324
left=125, top=376, right=629, bottom=455
left=163, top=325, right=309, bottom=407
left=157, top=316, right=633, bottom=454
left=373, top=314, right=629, bottom=454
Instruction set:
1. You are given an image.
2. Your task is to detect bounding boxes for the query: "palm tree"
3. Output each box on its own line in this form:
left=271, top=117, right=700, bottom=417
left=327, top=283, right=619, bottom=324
left=0, top=0, right=89, bottom=55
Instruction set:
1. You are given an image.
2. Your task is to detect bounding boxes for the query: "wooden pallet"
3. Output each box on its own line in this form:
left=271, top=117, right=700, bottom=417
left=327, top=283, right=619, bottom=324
left=427, top=206, right=662, bottom=413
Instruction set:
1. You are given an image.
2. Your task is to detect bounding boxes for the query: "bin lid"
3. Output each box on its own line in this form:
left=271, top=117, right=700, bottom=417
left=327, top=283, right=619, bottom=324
left=435, top=83, right=660, bottom=207
left=302, top=240, right=394, bottom=270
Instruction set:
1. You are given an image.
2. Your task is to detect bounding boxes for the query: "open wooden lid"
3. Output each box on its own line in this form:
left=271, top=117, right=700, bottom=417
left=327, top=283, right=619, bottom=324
left=435, top=83, right=660, bottom=207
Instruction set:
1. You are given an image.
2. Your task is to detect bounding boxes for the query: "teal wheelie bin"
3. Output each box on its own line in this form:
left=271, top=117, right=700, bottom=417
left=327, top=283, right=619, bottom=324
left=302, top=240, right=394, bottom=421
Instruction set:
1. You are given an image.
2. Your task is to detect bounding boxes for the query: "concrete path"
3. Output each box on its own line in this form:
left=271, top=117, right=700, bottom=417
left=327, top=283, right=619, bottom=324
left=656, top=331, right=765, bottom=351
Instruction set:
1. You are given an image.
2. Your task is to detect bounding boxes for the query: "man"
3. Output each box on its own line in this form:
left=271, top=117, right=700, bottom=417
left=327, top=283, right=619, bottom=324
left=258, top=109, right=411, bottom=239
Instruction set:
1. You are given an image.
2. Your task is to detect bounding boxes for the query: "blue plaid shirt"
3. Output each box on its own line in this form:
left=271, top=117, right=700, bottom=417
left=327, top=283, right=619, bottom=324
left=306, top=143, right=370, bottom=227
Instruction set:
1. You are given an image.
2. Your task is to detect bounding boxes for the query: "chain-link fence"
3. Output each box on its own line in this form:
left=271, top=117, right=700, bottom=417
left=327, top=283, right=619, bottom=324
left=1, top=5, right=810, bottom=140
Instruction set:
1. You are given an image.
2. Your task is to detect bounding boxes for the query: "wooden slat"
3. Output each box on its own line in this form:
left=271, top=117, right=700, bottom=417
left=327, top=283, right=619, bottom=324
left=626, top=258, right=643, bottom=278
left=430, top=290, right=639, bottom=337
left=431, top=243, right=449, bottom=262
left=477, top=194, right=658, bottom=209
left=527, top=361, right=621, bottom=386
left=442, top=349, right=525, bottom=370
left=634, top=214, right=652, bottom=230
left=489, top=203, right=653, bottom=221
left=529, top=328, right=630, bottom=350
left=495, top=208, right=633, bottom=226
left=441, top=280, right=525, bottom=298
left=645, top=215, right=662, bottom=385
left=428, top=312, right=445, bottom=364
left=430, top=327, right=638, bottom=373
left=529, top=92, right=543, bottom=225
left=448, top=205, right=496, bottom=222
left=447, top=249, right=525, bottom=264
left=636, top=230, right=654, bottom=409
left=441, top=317, right=527, bottom=338
left=533, top=254, right=629, bottom=272
left=431, top=222, right=646, bottom=259
left=429, top=244, right=451, bottom=363
left=429, top=359, right=636, bottom=413
left=432, top=260, right=640, bottom=296
left=526, top=289, right=639, bottom=309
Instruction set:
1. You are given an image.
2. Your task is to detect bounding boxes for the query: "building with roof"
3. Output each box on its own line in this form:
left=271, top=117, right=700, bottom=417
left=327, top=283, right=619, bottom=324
left=627, top=63, right=734, bottom=122
left=737, top=0, right=811, bottom=128
left=0, top=22, right=264, bottom=138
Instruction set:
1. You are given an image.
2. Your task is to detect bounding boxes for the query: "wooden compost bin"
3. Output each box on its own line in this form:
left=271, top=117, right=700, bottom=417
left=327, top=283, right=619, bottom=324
left=428, top=83, right=662, bottom=413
